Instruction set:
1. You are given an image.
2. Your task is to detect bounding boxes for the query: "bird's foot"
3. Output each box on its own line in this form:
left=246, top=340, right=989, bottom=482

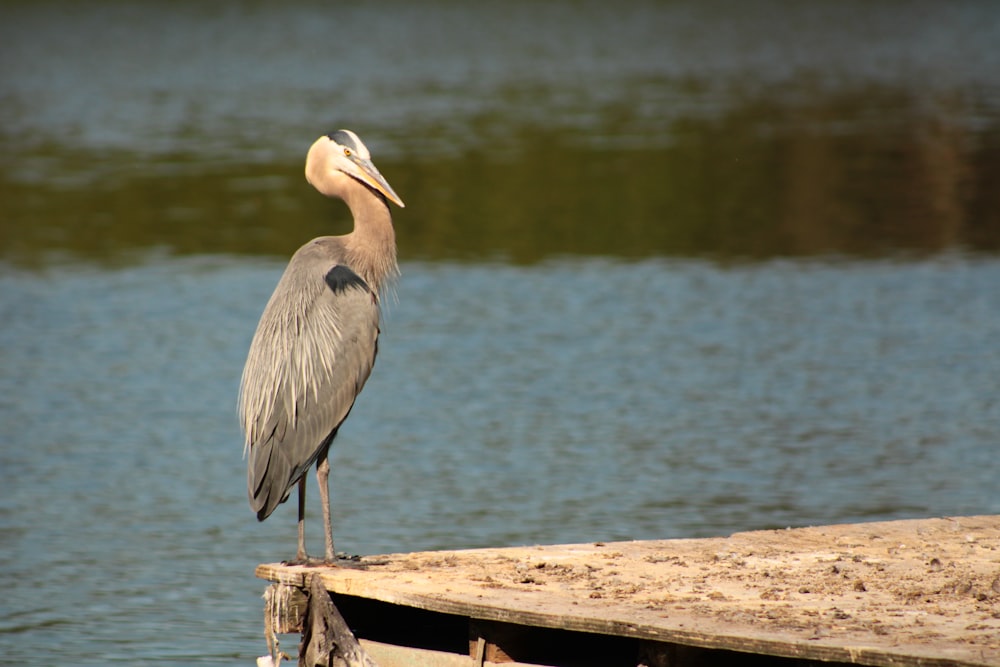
left=331, top=553, right=366, bottom=569
left=281, top=554, right=325, bottom=567
left=281, top=553, right=362, bottom=567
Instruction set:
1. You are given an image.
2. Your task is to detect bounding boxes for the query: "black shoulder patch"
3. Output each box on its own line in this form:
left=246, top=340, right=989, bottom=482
left=324, top=265, right=370, bottom=295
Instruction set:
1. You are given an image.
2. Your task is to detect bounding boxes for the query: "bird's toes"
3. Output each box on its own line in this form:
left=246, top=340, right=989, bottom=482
left=281, top=555, right=320, bottom=566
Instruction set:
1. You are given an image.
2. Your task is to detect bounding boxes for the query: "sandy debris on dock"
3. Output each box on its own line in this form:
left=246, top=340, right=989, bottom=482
left=355, top=517, right=999, bottom=653
left=260, top=516, right=1000, bottom=663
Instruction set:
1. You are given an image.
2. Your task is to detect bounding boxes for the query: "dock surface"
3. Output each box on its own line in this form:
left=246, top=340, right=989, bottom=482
left=257, top=515, right=1000, bottom=666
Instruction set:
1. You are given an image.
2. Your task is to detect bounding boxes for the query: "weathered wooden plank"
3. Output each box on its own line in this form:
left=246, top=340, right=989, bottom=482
left=257, top=515, right=1000, bottom=667
left=359, top=639, right=550, bottom=667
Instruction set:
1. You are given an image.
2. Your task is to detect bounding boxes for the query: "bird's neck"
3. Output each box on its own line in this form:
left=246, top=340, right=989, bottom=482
left=342, top=186, right=398, bottom=297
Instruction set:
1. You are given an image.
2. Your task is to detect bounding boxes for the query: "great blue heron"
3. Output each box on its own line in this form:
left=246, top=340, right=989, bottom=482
left=239, top=129, right=404, bottom=563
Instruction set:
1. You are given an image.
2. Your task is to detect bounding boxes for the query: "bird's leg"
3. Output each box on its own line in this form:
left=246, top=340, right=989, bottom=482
left=316, top=451, right=336, bottom=562
left=296, top=475, right=308, bottom=562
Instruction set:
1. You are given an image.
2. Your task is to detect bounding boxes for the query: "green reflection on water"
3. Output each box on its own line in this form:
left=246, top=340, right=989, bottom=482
left=2, top=88, right=998, bottom=267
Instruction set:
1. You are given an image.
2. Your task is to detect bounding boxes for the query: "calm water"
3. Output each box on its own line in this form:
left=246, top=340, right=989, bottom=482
left=2, top=1, right=1000, bottom=664
left=2, top=257, right=1000, bottom=664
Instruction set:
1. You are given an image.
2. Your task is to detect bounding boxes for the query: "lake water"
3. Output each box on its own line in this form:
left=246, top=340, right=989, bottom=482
left=1, top=2, right=999, bottom=664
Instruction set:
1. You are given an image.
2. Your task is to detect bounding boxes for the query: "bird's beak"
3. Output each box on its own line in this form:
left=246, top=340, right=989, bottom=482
left=349, top=154, right=405, bottom=208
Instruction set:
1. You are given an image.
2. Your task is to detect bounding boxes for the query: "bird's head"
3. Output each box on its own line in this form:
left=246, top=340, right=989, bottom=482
left=305, top=129, right=405, bottom=208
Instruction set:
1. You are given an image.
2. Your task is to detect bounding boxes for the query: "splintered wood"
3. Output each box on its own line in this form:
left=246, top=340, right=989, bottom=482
left=261, top=578, right=379, bottom=667
left=258, top=515, right=1000, bottom=666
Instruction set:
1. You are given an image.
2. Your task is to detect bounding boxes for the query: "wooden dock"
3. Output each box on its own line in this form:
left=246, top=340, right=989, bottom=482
left=256, top=515, right=1000, bottom=666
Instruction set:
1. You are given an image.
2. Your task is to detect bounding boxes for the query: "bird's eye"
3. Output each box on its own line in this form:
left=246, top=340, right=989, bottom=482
left=343, top=148, right=352, bottom=157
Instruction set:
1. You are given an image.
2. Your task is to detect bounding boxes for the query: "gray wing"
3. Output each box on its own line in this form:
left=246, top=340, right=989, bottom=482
left=239, top=247, right=380, bottom=521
